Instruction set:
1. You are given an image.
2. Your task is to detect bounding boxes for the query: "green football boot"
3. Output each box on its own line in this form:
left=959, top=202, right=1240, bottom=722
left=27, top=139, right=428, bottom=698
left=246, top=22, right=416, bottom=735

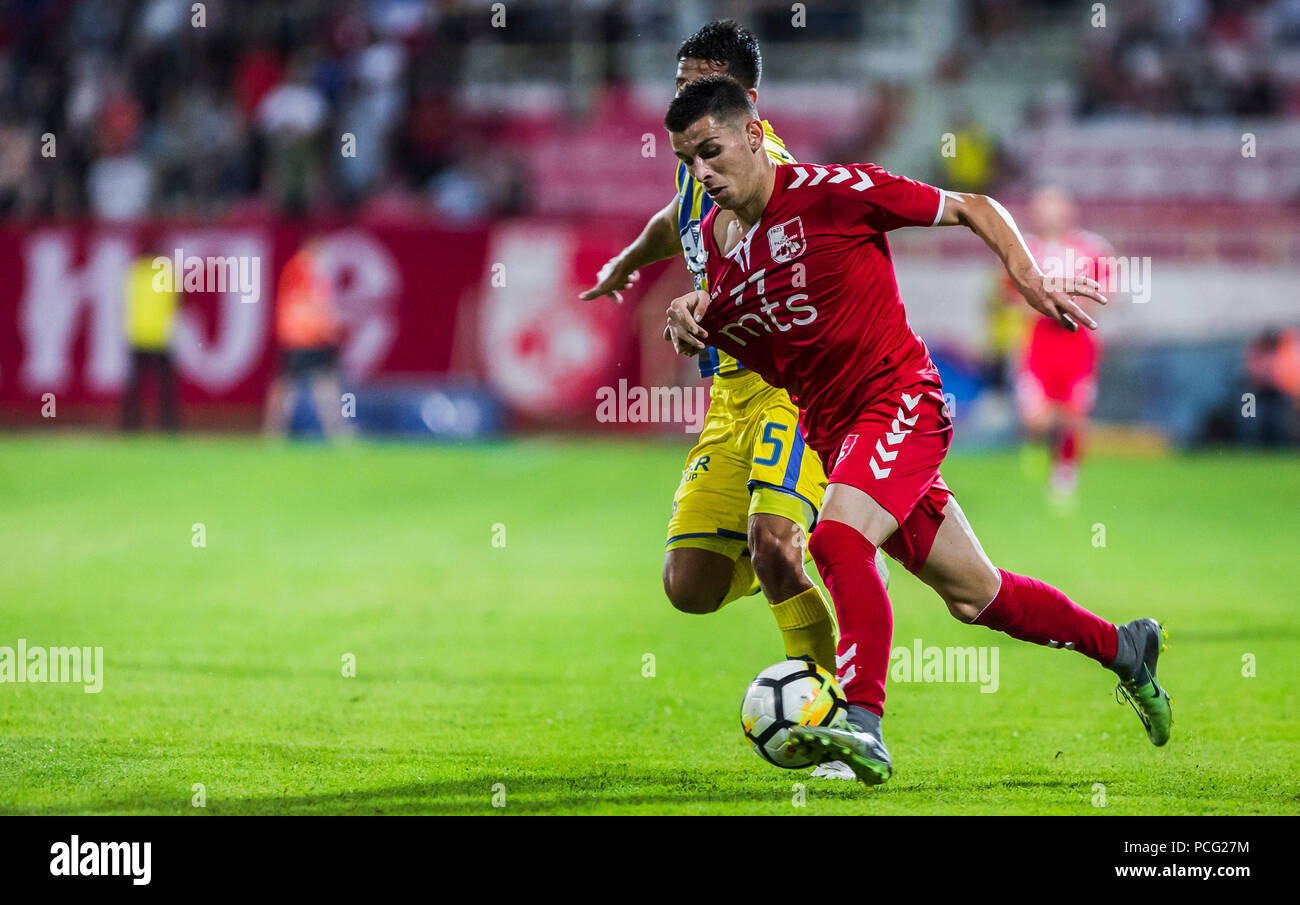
left=1114, top=618, right=1173, bottom=746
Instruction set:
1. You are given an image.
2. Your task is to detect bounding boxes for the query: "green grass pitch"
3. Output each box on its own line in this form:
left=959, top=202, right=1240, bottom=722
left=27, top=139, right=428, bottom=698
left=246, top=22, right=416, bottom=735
left=1, top=435, right=1296, bottom=815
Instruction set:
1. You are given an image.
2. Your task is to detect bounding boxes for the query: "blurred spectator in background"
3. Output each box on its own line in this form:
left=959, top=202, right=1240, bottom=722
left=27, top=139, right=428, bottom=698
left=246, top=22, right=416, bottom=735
left=1078, top=0, right=1297, bottom=117
left=428, top=145, right=528, bottom=224
left=0, top=0, right=534, bottom=222
left=255, top=53, right=329, bottom=215
left=336, top=34, right=406, bottom=206
left=86, top=73, right=153, bottom=220
left=264, top=237, right=349, bottom=438
left=121, top=253, right=181, bottom=432
left=4, top=0, right=1297, bottom=225
left=0, top=112, right=39, bottom=215
left=1245, top=328, right=1300, bottom=446
left=935, top=115, right=1004, bottom=193
left=983, top=273, right=1026, bottom=393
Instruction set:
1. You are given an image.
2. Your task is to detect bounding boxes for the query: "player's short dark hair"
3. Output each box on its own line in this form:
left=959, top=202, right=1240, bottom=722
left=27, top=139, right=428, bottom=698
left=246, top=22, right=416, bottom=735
left=677, top=19, right=762, bottom=90
left=665, top=74, right=758, bottom=134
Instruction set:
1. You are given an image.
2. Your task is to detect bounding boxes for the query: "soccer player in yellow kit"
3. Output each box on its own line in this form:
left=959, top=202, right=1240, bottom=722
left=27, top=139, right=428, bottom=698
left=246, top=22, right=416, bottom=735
left=582, top=22, right=887, bottom=696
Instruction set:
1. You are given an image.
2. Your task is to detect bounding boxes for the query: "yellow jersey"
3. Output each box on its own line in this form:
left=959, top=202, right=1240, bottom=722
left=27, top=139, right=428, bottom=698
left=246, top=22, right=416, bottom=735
left=675, top=119, right=796, bottom=378
left=125, top=257, right=179, bottom=351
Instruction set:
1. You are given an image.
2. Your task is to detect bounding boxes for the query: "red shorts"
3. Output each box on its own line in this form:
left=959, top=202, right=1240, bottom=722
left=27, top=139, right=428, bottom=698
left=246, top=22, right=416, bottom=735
left=824, top=384, right=952, bottom=575
left=1018, top=322, right=1099, bottom=417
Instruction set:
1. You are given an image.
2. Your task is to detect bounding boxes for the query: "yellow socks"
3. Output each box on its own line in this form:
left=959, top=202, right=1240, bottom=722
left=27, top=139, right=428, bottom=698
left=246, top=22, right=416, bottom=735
left=714, top=560, right=837, bottom=674
left=770, top=586, right=838, bottom=674
left=720, top=555, right=762, bottom=607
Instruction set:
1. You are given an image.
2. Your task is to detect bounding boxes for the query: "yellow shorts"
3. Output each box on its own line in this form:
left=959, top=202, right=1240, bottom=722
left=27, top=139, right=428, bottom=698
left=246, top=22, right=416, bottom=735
left=666, top=369, right=827, bottom=559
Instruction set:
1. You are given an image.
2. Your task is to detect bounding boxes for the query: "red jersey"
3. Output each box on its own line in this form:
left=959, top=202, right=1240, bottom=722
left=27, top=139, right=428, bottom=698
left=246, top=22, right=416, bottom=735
left=1008, top=230, right=1112, bottom=355
left=698, top=162, right=946, bottom=460
left=1019, top=230, right=1112, bottom=394
left=1027, top=230, right=1112, bottom=293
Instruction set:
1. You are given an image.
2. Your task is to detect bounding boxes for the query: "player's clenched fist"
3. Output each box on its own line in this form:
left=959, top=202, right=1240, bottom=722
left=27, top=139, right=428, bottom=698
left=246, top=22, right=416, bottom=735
left=1012, top=270, right=1108, bottom=333
left=665, top=289, right=712, bottom=355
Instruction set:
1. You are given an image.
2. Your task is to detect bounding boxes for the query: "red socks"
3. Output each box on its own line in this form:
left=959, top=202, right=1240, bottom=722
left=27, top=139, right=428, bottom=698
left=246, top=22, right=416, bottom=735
left=808, top=523, right=1119, bottom=717
left=1055, top=429, right=1079, bottom=469
left=807, top=520, right=891, bottom=716
left=974, top=569, right=1117, bottom=665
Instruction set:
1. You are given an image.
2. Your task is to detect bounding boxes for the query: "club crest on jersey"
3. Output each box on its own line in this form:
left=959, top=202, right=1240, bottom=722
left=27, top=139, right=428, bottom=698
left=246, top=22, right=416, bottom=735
left=767, top=217, right=806, bottom=264
left=838, top=433, right=858, bottom=465
left=682, top=221, right=706, bottom=276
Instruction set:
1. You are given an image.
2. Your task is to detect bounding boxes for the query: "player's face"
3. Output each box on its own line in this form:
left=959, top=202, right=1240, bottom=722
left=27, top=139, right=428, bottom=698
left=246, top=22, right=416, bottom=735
left=1030, top=187, right=1075, bottom=238
left=670, top=114, right=762, bottom=211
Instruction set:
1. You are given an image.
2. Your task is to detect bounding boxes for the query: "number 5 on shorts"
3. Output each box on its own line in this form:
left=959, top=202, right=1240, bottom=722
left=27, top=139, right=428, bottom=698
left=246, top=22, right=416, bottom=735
left=754, top=421, right=788, bottom=467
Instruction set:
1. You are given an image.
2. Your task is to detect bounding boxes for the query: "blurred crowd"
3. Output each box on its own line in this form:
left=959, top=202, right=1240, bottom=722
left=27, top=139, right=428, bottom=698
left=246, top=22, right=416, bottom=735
left=3, top=0, right=1299, bottom=224
left=0, top=0, right=529, bottom=221
left=1079, top=0, right=1300, bottom=116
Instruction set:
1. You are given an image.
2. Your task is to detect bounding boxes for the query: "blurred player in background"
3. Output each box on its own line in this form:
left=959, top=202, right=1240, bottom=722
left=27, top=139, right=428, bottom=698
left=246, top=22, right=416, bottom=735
left=1005, top=186, right=1113, bottom=504
left=121, top=252, right=181, bottom=432
left=264, top=236, right=349, bottom=438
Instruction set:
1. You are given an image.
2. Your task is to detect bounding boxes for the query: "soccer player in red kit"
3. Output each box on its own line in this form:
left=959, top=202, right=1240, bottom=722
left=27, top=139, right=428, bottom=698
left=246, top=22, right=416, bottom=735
left=1009, top=186, right=1113, bottom=502
left=663, top=76, right=1172, bottom=785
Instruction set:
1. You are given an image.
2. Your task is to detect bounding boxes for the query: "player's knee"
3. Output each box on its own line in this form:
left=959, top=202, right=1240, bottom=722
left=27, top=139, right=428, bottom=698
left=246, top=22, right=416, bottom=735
left=946, top=598, right=984, bottom=624
left=661, top=556, right=726, bottom=615
left=747, top=521, right=805, bottom=591
left=806, top=522, right=834, bottom=571
left=940, top=569, right=1001, bottom=623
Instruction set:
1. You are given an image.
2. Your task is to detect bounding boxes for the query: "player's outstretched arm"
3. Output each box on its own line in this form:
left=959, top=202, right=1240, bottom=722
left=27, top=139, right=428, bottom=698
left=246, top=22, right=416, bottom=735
left=937, top=191, right=1107, bottom=332
left=578, top=195, right=683, bottom=304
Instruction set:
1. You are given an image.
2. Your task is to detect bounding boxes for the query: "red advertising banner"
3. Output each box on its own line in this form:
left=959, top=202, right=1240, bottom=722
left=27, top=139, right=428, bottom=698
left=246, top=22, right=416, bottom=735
left=0, top=217, right=676, bottom=430
left=0, top=221, right=491, bottom=424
